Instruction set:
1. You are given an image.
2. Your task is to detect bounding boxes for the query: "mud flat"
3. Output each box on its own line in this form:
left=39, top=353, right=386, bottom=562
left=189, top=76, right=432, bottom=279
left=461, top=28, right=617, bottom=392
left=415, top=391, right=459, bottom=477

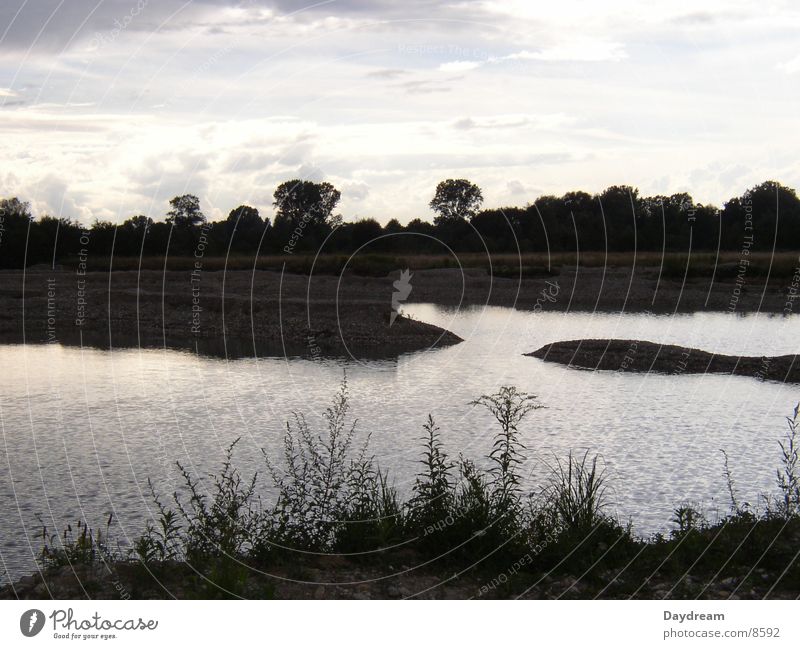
left=527, top=339, right=800, bottom=382
left=2, top=261, right=797, bottom=358
left=0, top=269, right=461, bottom=358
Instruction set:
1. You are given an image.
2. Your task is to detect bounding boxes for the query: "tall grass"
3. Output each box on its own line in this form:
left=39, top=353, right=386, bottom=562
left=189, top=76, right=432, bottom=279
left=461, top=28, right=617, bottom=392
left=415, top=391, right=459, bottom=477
left=540, top=450, right=609, bottom=534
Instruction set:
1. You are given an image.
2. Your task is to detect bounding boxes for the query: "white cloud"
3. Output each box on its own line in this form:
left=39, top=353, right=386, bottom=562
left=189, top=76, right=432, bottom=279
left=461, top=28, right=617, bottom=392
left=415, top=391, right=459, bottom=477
left=438, top=60, right=482, bottom=72
left=505, top=40, right=627, bottom=62
left=0, top=0, right=798, bottom=223
left=777, top=54, right=800, bottom=74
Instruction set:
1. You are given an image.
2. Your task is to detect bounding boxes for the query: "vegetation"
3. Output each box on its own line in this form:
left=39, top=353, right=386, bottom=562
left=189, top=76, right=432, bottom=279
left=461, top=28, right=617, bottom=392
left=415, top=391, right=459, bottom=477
left=429, top=178, right=484, bottom=224
left=27, top=383, right=800, bottom=599
left=2, top=179, right=799, bottom=269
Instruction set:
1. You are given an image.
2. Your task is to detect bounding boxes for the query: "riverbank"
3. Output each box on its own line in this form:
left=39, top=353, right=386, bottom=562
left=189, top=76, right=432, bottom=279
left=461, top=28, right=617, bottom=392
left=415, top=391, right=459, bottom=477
left=0, top=268, right=462, bottom=358
left=3, top=515, right=798, bottom=600
left=528, top=340, right=800, bottom=382
left=1, top=258, right=797, bottom=358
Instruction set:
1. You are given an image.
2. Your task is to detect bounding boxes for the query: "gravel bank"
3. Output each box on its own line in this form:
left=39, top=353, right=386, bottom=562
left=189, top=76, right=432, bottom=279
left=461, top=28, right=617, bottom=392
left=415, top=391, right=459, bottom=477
left=528, top=339, right=800, bottom=382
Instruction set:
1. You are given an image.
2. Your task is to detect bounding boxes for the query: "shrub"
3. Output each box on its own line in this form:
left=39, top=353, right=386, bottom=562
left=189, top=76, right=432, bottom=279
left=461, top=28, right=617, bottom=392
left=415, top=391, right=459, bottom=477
left=406, top=415, right=455, bottom=537
left=173, top=438, right=259, bottom=561
left=776, top=403, right=800, bottom=517
left=133, top=480, right=182, bottom=564
left=264, top=377, right=373, bottom=550
left=38, top=516, right=116, bottom=572
left=471, top=387, right=542, bottom=522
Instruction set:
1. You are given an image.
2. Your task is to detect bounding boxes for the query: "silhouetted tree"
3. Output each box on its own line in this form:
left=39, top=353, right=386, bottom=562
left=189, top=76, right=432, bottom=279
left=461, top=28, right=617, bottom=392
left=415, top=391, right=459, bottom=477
left=348, top=217, right=383, bottom=249
left=225, top=205, right=264, bottom=240
left=598, top=185, right=640, bottom=251
left=721, top=181, right=800, bottom=250
left=166, top=194, right=205, bottom=227
left=430, top=179, right=483, bottom=225
left=124, top=214, right=153, bottom=232
left=0, top=197, right=32, bottom=220
left=273, top=180, right=341, bottom=228
left=2, top=179, right=799, bottom=268
left=0, top=198, right=33, bottom=267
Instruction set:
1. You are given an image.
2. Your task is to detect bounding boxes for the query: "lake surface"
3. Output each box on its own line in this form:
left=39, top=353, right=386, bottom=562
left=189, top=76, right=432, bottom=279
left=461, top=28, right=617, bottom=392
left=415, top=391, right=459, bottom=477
left=2, top=305, right=799, bottom=582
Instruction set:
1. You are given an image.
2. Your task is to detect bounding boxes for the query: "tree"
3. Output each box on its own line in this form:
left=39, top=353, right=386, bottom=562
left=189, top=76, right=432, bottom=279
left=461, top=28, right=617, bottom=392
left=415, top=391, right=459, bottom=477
left=166, top=194, right=205, bottom=227
left=123, top=214, right=153, bottom=231
left=0, top=197, right=32, bottom=221
left=348, top=217, right=383, bottom=249
left=273, top=180, right=341, bottom=228
left=430, top=179, right=483, bottom=225
left=225, top=205, right=264, bottom=240
left=598, top=185, right=640, bottom=251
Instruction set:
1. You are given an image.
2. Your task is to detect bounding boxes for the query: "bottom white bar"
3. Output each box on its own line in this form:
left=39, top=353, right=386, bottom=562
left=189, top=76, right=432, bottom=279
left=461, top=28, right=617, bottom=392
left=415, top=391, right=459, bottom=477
left=1, top=601, right=796, bottom=647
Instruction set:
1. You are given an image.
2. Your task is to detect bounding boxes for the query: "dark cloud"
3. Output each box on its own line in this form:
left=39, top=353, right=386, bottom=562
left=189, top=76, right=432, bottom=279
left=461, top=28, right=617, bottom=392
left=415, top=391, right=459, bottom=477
left=396, top=78, right=453, bottom=94
left=453, top=117, right=475, bottom=129
left=0, top=0, right=491, bottom=54
left=365, top=68, right=408, bottom=79
left=670, top=11, right=719, bottom=25
left=0, top=0, right=199, bottom=53
left=262, top=0, right=485, bottom=20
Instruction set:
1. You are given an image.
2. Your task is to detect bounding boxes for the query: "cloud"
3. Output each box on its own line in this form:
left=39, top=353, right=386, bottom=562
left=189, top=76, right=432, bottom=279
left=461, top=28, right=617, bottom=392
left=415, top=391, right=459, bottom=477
left=434, top=39, right=627, bottom=76
left=16, top=174, right=92, bottom=221
left=0, top=0, right=198, bottom=54
left=438, top=60, right=482, bottom=72
left=397, top=79, right=453, bottom=94
left=365, top=68, right=408, bottom=79
left=777, top=54, right=800, bottom=74
left=504, top=40, right=627, bottom=63
left=670, top=11, right=720, bottom=25
left=506, top=180, right=527, bottom=195
left=343, top=181, right=370, bottom=201
left=1, top=0, right=798, bottom=223
left=451, top=114, right=571, bottom=131
left=453, top=117, right=476, bottom=130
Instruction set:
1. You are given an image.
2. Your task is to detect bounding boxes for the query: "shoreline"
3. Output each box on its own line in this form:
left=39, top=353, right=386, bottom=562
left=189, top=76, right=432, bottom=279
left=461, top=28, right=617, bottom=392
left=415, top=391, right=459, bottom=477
left=0, top=268, right=463, bottom=358
left=528, top=339, right=800, bottom=383
left=1, top=263, right=798, bottom=358
left=3, top=521, right=798, bottom=599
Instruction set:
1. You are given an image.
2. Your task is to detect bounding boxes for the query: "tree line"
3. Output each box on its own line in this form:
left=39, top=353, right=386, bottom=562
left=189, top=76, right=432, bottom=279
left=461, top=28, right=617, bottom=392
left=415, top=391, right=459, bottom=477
left=0, top=178, right=798, bottom=268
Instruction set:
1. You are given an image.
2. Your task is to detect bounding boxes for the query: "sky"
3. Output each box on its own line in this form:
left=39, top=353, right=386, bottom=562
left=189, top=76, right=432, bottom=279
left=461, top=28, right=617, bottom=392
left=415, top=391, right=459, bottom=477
left=0, top=0, right=799, bottom=224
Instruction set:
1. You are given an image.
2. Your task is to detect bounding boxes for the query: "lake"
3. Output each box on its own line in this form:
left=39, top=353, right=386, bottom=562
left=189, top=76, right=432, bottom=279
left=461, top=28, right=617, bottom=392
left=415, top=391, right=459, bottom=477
left=1, top=304, right=798, bottom=583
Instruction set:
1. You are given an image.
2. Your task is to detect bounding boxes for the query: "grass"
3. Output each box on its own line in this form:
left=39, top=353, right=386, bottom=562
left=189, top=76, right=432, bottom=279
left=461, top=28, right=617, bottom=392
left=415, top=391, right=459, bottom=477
left=54, top=250, right=800, bottom=279
left=29, top=384, right=800, bottom=599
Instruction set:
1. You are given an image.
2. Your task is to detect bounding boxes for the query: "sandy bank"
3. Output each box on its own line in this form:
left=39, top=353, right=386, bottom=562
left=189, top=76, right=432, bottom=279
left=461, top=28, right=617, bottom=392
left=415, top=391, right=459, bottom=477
left=528, top=339, right=800, bottom=382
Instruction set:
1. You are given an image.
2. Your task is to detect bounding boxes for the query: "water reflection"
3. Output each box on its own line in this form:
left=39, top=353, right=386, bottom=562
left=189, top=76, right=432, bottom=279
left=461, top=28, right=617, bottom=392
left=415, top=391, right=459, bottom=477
left=1, top=305, right=798, bottom=582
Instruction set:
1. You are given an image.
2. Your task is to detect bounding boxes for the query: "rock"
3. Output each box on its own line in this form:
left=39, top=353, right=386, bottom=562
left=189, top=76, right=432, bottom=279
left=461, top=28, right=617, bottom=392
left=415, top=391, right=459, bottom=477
left=386, top=584, right=410, bottom=598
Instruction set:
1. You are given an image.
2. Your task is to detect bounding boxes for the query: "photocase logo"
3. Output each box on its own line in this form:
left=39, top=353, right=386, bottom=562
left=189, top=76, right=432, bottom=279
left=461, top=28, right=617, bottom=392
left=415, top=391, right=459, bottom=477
left=20, top=609, right=45, bottom=637
left=390, top=269, right=413, bottom=326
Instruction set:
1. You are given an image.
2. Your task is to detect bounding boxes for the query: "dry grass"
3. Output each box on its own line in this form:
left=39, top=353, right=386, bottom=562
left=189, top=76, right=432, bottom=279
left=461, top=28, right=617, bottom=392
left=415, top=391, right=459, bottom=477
left=72, top=250, right=800, bottom=279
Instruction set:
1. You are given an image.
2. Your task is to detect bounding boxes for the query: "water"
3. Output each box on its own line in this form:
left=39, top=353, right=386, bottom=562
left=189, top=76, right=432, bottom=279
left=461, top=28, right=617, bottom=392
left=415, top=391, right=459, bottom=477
left=1, top=305, right=798, bottom=582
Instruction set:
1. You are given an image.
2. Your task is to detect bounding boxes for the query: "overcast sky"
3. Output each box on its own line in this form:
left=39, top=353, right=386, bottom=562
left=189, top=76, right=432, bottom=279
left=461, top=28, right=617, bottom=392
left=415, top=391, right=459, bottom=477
left=1, top=0, right=798, bottom=224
